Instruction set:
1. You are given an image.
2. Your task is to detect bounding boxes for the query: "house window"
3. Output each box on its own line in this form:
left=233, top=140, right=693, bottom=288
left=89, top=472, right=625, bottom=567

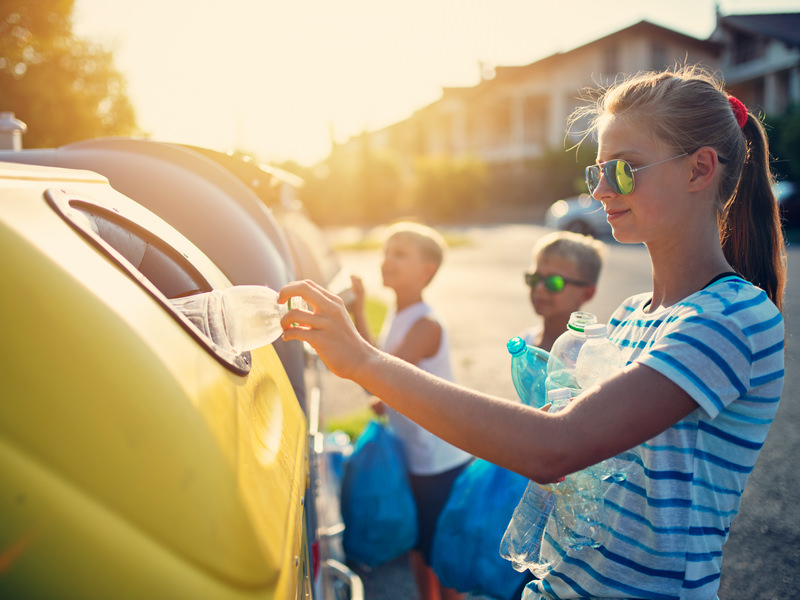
left=523, top=96, right=548, bottom=144
left=652, top=42, right=668, bottom=69
left=492, top=100, right=512, bottom=145
left=604, top=45, right=619, bottom=76
left=732, top=31, right=763, bottom=65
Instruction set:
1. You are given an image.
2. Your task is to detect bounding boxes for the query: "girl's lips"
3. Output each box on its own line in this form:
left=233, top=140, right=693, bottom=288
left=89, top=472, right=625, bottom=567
left=606, top=208, right=629, bottom=221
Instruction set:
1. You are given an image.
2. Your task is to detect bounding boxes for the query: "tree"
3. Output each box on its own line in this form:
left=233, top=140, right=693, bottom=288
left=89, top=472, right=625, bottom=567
left=765, top=104, right=800, bottom=182
left=0, top=0, right=137, bottom=148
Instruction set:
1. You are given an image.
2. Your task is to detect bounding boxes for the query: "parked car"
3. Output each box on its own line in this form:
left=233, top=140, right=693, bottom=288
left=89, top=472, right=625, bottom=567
left=774, top=180, right=800, bottom=230
left=0, top=123, right=361, bottom=597
left=544, top=193, right=612, bottom=238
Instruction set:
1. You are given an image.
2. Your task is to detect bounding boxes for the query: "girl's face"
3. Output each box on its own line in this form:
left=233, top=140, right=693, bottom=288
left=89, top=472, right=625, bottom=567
left=594, top=115, right=693, bottom=246
left=528, top=252, right=594, bottom=321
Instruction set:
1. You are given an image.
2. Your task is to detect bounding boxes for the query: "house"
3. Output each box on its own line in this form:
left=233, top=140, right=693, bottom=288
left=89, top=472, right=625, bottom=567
left=334, top=11, right=800, bottom=210
left=710, top=12, right=800, bottom=115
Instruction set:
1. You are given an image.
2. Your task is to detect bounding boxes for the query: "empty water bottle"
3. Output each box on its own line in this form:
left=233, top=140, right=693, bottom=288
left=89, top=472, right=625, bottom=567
left=542, top=386, right=607, bottom=551
left=508, top=337, right=550, bottom=408
left=500, top=480, right=556, bottom=574
left=170, top=285, right=308, bottom=352
left=550, top=467, right=606, bottom=551
left=575, top=323, right=623, bottom=389
left=545, top=311, right=597, bottom=394
left=572, top=323, right=633, bottom=482
left=546, top=387, right=573, bottom=413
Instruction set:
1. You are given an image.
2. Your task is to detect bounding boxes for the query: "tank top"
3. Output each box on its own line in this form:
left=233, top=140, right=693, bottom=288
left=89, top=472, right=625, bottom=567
left=378, top=301, right=472, bottom=475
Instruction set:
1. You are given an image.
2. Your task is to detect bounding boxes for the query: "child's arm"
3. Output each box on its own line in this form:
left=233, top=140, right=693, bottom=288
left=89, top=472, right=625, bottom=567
left=279, top=279, right=697, bottom=484
left=347, top=275, right=374, bottom=345
left=389, top=316, right=441, bottom=366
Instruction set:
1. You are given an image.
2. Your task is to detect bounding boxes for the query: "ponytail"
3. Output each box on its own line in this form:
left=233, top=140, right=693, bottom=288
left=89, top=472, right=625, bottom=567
left=720, top=114, right=786, bottom=311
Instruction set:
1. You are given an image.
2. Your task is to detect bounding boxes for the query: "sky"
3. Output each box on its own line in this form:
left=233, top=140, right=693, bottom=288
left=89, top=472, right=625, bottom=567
left=73, top=0, right=800, bottom=166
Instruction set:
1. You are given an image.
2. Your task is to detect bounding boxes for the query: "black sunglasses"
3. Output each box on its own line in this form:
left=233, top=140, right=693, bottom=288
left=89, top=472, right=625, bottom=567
left=524, top=272, right=591, bottom=293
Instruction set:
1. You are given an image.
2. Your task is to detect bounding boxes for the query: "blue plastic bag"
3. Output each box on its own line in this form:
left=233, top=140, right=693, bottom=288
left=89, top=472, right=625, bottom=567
left=340, top=420, right=417, bottom=568
left=431, top=459, right=530, bottom=599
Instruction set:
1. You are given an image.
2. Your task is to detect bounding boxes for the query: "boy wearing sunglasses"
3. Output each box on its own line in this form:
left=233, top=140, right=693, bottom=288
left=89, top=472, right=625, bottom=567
left=521, top=231, right=606, bottom=352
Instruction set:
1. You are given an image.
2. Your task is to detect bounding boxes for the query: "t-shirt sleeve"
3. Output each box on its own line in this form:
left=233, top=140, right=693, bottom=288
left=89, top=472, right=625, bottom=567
left=634, top=311, right=752, bottom=419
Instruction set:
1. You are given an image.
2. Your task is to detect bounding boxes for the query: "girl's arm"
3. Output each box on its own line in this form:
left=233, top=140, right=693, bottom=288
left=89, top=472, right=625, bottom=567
left=280, top=280, right=696, bottom=483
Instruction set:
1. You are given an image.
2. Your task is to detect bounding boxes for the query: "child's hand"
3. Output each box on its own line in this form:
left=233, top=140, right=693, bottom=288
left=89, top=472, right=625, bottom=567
left=348, top=274, right=366, bottom=313
left=370, top=397, right=386, bottom=416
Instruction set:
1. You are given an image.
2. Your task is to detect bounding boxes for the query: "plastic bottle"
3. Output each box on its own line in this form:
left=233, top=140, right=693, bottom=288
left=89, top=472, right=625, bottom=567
left=542, top=386, right=607, bottom=551
left=546, top=387, right=573, bottom=413
left=507, top=337, right=550, bottom=408
left=545, top=311, right=597, bottom=394
left=550, top=466, right=606, bottom=551
left=575, top=323, right=623, bottom=389
left=572, top=323, right=632, bottom=482
left=499, top=479, right=556, bottom=574
left=170, top=285, right=307, bottom=352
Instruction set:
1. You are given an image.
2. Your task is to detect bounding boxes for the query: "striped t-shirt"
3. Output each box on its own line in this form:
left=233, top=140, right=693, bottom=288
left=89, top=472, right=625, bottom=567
left=525, top=275, right=784, bottom=599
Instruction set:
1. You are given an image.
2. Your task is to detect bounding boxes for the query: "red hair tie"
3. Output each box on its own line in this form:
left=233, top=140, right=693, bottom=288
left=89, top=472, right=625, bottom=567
left=728, top=95, right=748, bottom=129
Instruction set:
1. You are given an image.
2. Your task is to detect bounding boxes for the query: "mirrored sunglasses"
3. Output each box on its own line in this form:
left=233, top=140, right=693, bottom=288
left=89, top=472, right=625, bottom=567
left=524, top=272, right=590, bottom=293
left=585, top=153, right=688, bottom=196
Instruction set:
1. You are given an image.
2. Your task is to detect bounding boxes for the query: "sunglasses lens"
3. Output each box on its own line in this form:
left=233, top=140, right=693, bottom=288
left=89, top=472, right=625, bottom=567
left=585, top=165, right=601, bottom=194
left=525, top=272, right=537, bottom=288
left=614, top=160, right=634, bottom=194
left=545, top=275, right=565, bottom=293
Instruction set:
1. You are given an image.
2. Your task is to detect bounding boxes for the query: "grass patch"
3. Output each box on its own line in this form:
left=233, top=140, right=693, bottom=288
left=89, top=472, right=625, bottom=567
left=325, top=407, right=382, bottom=441
left=363, top=296, right=388, bottom=339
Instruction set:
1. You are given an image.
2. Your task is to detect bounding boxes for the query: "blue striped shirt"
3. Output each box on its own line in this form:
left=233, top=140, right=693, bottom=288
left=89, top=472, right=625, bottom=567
left=525, top=276, right=784, bottom=599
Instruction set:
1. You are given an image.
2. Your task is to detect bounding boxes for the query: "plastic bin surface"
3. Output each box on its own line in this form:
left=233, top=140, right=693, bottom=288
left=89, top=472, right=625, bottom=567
left=0, top=162, right=310, bottom=598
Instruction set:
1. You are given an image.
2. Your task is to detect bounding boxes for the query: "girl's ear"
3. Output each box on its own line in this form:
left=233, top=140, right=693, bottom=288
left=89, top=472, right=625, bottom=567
left=687, top=147, right=719, bottom=192
left=581, top=284, right=597, bottom=303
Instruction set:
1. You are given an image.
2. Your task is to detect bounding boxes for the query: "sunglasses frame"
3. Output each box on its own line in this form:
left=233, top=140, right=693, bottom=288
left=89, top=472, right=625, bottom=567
left=524, top=272, right=591, bottom=293
left=585, top=152, right=688, bottom=196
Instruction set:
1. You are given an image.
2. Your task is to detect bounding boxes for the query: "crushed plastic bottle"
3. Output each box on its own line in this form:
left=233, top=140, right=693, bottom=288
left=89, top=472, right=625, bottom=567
left=545, top=311, right=597, bottom=394
left=549, top=466, right=606, bottom=551
left=170, top=285, right=308, bottom=352
left=507, top=337, right=550, bottom=408
left=544, top=385, right=607, bottom=551
left=500, top=480, right=556, bottom=574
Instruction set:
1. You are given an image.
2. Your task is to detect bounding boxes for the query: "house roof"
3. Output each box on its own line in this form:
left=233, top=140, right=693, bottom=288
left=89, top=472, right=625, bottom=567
left=719, top=13, right=800, bottom=48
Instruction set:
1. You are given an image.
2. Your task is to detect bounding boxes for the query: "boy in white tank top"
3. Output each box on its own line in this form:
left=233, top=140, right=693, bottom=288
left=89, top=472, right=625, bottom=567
left=349, top=222, right=470, bottom=600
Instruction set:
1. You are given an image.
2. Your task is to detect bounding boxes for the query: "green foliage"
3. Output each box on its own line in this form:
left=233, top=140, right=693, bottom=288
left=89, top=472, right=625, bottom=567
left=325, top=407, right=379, bottom=441
left=0, top=0, right=137, bottom=147
left=412, top=155, right=487, bottom=220
left=300, top=144, right=488, bottom=226
left=765, top=105, right=800, bottom=181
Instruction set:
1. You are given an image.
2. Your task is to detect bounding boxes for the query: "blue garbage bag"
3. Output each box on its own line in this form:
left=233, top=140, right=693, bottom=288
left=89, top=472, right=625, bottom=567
left=431, top=459, right=530, bottom=600
left=340, top=420, right=417, bottom=568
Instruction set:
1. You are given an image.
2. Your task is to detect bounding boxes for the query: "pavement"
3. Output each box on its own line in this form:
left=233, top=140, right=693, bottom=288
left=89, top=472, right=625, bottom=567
left=320, top=223, right=800, bottom=600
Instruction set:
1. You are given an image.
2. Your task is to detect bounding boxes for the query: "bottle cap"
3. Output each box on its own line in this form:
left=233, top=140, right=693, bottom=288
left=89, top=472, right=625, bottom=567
left=567, top=311, right=597, bottom=332
left=507, top=336, right=526, bottom=355
left=548, top=388, right=573, bottom=402
left=584, top=323, right=608, bottom=338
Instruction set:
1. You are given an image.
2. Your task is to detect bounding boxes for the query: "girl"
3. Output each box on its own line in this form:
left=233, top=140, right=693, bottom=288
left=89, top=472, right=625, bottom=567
left=280, top=65, right=786, bottom=599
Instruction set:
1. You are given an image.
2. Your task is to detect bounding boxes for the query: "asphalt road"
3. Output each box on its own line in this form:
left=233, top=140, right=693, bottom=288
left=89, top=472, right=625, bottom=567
left=323, top=223, right=799, bottom=599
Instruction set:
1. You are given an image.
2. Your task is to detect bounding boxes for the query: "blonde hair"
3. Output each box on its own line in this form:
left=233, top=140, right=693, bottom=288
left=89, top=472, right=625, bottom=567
left=572, top=64, right=785, bottom=309
left=382, top=221, right=446, bottom=272
left=533, top=231, right=606, bottom=284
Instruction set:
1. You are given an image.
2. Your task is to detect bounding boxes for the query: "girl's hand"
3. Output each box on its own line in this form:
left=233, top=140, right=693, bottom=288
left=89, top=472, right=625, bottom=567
left=279, top=279, right=375, bottom=380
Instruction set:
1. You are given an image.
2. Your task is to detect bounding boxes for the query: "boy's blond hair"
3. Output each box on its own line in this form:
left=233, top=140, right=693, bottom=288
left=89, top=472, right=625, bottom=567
left=532, top=231, right=606, bottom=284
left=382, top=222, right=447, bottom=274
